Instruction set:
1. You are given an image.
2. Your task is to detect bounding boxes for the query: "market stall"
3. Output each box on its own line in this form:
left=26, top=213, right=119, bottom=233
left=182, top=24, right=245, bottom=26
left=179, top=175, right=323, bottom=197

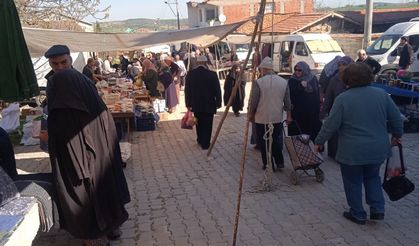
left=97, top=76, right=160, bottom=139
left=372, top=80, right=419, bottom=132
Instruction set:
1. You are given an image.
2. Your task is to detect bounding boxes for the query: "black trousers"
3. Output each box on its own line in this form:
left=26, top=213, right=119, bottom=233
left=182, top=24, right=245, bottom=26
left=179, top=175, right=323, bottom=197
left=255, top=123, right=284, bottom=168
left=194, top=112, right=214, bottom=149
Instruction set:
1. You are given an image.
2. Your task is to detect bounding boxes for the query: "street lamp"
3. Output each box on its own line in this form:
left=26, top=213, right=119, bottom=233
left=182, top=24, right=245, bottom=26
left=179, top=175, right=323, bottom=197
left=164, top=0, right=180, bottom=30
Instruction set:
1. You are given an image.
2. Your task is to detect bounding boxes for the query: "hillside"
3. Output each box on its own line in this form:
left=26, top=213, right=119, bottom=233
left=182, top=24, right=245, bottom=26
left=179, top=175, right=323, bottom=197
left=318, top=1, right=419, bottom=11
left=97, top=18, right=188, bottom=33
left=97, top=2, right=419, bottom=33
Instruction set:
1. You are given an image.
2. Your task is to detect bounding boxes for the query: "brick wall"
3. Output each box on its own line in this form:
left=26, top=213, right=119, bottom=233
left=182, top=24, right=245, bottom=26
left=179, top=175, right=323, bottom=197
left=224, top=0, right=314, bottom=24
left=224, top=4, right=251, bottom=23
left=283, top=0, right=313, bottom=14
left=331, top=33, right=382, bottom=59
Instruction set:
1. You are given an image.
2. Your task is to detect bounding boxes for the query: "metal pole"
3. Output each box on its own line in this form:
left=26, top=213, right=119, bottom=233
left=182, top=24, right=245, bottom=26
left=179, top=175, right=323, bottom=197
left=176, top=0, right=180, bottom=30
left=363, top=0, right=373, bottom=48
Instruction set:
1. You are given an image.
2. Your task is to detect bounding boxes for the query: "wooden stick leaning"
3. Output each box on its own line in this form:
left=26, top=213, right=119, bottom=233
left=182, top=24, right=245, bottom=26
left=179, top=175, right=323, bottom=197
left=207, top=7, right=266, bottom=157
left=231, top=2, right=267, bottom=246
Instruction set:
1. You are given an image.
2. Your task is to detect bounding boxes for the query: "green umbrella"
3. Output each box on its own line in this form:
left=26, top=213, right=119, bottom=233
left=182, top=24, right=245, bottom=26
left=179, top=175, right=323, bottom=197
left=0, top=0, right=39, bottom=102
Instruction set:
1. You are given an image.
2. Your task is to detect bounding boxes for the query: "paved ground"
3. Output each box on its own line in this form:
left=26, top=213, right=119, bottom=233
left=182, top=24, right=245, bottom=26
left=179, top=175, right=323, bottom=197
left=13, top=82, right=419, bottom=246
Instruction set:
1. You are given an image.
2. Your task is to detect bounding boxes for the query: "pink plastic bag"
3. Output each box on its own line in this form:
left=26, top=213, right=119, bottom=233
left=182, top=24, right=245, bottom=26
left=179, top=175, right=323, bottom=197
left=181, top=110, right=196, bottom=129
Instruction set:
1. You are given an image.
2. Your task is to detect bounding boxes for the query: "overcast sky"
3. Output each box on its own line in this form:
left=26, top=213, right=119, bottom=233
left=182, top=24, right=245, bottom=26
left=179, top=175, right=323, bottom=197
left=97, top=0, right=412, bottom=21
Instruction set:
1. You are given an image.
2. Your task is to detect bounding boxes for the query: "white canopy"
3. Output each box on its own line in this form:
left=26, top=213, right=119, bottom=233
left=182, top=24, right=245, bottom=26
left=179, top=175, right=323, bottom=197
left=23, top=21, right=246, bottom=57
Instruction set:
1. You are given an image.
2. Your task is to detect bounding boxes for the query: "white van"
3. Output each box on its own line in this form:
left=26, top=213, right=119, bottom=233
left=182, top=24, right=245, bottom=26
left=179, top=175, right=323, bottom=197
left=264, top=33, right=345, bottom=75
left=366, top=20, right=419, bottom=76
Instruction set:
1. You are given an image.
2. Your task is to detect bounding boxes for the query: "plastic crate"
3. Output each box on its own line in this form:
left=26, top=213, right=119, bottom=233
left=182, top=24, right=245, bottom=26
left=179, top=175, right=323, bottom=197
left=135, top=115, right=156, bottom=131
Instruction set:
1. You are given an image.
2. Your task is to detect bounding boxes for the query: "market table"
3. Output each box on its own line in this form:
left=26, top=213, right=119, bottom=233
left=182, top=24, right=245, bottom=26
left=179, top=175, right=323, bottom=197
left=112, top=112, right=135, bottom=141
left=371, top=82, right=419, bottom=98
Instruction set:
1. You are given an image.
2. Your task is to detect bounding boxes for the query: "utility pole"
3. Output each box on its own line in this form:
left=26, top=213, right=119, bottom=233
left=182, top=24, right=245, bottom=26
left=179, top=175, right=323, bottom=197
left=363, top=0, right=373, bottom=48
left=176, top=0, right=180, bottom=30
left=164, top=0, right=181, bottom=30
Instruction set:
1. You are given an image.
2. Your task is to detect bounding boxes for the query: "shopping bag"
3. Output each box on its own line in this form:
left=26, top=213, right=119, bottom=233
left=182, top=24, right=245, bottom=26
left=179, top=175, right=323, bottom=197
left=382, top=143, right=415, bottom=201
left=181, top=110, right=196, bottom=130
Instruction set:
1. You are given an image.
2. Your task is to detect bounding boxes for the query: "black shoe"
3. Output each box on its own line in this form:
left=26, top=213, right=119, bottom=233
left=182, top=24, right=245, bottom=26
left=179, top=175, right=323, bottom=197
left=107, top=228, right=122, bottom=240
left=370, top=213, right=384, bottom=220
left=343, top=212, right=366, bottom=225
left=121, top=161, right=127, bottom=168
left=234, top=112, right=240, bottom=117
left=276, top=162, right=284, bottom=169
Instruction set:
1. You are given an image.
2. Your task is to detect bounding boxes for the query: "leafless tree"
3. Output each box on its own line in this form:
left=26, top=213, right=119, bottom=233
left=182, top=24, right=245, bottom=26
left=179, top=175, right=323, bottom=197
left=15, top=0, right=110, bottom=31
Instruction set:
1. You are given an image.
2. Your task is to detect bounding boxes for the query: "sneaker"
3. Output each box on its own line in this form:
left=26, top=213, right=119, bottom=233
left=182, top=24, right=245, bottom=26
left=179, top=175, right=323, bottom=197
left=343, top=211, right=366, bottom=225
left=370, top=213, right=384, bottom=220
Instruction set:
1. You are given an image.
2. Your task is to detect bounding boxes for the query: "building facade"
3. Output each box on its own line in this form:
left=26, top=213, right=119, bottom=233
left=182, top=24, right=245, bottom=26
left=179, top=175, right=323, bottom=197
left=187, top=0, right=314, bottom=28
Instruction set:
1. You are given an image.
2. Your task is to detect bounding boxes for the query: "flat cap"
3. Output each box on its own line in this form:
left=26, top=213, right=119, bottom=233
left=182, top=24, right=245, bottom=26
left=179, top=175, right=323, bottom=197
left=259, top=57, right=273, bottom=69
left=44, top=45, right=70, bottom=58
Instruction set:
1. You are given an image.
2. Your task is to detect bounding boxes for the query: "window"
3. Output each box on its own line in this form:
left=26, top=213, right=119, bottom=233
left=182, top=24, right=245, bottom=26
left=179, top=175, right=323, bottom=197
left=366, top=34, right=401, bottom=55
left=306, top=39, right=342, bottom=54
left=300, top=1, right=305, bottom=13
left=295, top=42, right=308, bottom=56
left=206, top=9, right=216, bottom=21
left=280, top=2, right=285, bottom=14
left=281, top=41, right=294, bottom=68
left=265, top=3, right=275, bottom=13
left=408, top=35, right=419, bottom=53
left=199, top=9, right=203, bottom=22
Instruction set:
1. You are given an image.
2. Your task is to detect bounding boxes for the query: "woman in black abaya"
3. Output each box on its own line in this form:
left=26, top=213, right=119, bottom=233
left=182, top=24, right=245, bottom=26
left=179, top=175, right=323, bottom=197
left=47, top=69, right=129, bottom=246
left=288, top=61, right=322, bottom=141
left=223, top=64, right=246, bottom=116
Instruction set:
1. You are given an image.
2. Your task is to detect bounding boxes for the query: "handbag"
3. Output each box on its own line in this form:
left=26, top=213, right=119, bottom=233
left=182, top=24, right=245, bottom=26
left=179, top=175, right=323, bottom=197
left=382, top=143, right=415, bottom=201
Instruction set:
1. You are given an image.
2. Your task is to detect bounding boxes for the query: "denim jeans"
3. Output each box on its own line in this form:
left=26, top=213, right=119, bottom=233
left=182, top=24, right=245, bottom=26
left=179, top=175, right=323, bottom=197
left=340, top=163, right=385, bottom=220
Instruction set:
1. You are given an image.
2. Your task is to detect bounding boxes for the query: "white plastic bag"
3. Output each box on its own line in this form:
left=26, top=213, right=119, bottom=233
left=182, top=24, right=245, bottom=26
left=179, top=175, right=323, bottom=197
left=386, top=145, right=403, bottom=178
left=0, top=103, right=20, bottom=133
left=20, top=115, right=40, bottom=146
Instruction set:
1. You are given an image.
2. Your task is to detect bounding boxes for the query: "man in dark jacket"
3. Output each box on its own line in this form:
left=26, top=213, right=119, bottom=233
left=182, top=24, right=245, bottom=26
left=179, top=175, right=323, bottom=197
left=398, top=36, right=414, bottom=70
left=185, top=55, right=222, bottom=150
left=356, top=49, right=381, bottom=74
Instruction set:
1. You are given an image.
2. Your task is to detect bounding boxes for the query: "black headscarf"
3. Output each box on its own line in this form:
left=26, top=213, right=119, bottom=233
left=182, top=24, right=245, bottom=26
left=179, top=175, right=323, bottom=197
left=47, top=69, right=106, bottom=115
left=227, top=63, right=240, bottom=80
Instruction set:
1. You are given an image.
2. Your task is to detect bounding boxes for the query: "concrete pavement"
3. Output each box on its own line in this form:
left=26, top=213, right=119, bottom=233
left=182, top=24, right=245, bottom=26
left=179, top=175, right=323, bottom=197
left=13, top=82, right=419, bottom=246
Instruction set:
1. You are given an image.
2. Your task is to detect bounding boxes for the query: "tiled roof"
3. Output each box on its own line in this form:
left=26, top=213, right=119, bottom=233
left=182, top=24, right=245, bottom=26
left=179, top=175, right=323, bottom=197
left=339, top=7, right=419, bottom=25
left=236, top=12, right=338, bottom=35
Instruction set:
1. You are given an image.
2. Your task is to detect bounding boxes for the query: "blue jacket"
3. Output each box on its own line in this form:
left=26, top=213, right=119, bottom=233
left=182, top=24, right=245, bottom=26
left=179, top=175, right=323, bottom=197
left=315, top=86, right=403, bottom=165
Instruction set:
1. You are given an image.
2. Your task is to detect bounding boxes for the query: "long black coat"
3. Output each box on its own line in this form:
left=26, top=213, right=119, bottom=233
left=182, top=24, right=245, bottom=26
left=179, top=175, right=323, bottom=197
left=223, top=73, right=245, bottom=113
left=185, top=66, right=221, bottom=114
left=47, top=69, right=129, bottom=239
left=288, top=76, right=322, bottom=141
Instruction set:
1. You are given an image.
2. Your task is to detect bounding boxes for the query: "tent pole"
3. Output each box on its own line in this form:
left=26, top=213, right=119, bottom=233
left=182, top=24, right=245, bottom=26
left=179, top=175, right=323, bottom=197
left=225, top=1, right=267, bottom=246
left=207, top=1, right=266, bottom=158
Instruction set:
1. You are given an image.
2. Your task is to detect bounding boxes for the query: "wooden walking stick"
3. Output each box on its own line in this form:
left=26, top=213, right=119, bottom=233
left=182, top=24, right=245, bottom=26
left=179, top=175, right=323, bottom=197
left=207, top=1, right=267, bottom=157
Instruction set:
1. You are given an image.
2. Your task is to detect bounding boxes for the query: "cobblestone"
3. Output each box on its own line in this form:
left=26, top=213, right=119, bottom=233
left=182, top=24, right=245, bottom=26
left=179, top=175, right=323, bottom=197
left=13, top=82, right=419, bottom=246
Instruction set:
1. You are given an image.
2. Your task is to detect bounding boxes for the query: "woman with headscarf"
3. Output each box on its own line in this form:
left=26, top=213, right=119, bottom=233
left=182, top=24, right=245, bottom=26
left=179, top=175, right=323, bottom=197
left=223, top=64, right=246, bottom=116
left=288, top=61, right=322, bottom=141
left=319, top=55, right=341, bottom=93
left=47, top=69, right=129, bottom=246
left=159, top=62, right=178, bottom=113
left=141, top=59, right=159, bottom=97
left=321, top=56, right=354, bottom=159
